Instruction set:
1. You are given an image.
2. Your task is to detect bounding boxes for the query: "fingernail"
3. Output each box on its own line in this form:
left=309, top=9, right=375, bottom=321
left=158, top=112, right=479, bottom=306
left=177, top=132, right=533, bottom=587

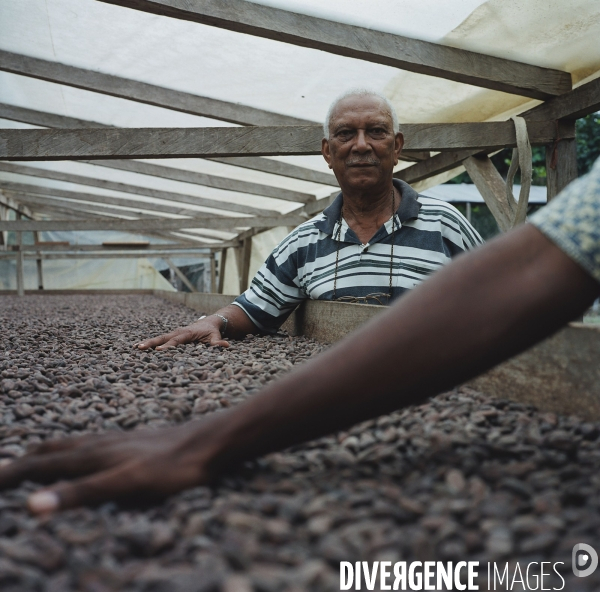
left=28, top=491, right=59, bottom=513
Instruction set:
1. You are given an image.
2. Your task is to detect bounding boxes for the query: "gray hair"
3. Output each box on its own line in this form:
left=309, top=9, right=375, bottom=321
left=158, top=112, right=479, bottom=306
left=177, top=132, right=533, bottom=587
left=323, top=89, right=399, bottom=139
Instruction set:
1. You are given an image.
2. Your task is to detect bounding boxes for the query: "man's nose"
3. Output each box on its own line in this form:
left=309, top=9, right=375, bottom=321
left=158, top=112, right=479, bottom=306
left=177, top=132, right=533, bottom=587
left=352, top=129, right=371, bottom=152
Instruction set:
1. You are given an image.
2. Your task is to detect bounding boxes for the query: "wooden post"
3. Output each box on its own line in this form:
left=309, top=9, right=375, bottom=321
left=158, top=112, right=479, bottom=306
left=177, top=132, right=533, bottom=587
left=466, top=202, right=472, bottom=224
left=16, top=212, right=24, bottom=296
left=164, top=258, right=198, bottom=293
left=34, top=231, right=44, bottom=289
left=546, top=120, right=578, bottom=202
left=463, top=155, right=515, bottom=232
left=217, top=248, right=227, bottom=294
left=0, top=204, right=6, bottom=248
left=210, top=252, right=216, bottom=293
left=235, top=238, right=252, bottom=293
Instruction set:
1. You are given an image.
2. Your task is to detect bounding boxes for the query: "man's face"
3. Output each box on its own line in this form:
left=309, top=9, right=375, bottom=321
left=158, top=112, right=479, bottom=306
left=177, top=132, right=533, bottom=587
left=322, top=95, right=404, bottom=193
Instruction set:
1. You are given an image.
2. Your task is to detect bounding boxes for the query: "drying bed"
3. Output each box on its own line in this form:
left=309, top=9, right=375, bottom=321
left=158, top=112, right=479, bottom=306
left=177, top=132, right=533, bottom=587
left=1, top=294, right=600, bottom=591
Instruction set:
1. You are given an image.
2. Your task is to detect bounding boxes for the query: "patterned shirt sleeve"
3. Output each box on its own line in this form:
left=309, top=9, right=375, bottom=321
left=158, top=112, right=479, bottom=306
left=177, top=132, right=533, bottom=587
left=529, top=157, right=600, bottom=284
left=232, top=228, right=307, bottom=334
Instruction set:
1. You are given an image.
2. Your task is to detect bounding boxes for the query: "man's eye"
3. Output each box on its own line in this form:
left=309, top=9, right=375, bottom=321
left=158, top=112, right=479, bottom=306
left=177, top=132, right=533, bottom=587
left=368, top=128, right=387, bottom=138
left=336, top=130, right=354, bottom=140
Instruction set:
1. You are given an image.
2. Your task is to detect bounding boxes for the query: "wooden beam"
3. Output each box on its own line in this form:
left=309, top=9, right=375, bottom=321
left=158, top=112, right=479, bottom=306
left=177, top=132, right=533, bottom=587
left=0, top=166, right=282, bottom=217
left=207, top=156, right=338, bottom=186
left=0, top=121, right=569, bottom=162
left=545, top=120, right=578, bottom=202
left=210, top=252, right=216, bottom=293
left=2, top=190, right=170, bottom=222
left=396, top=76, right=600, bottom=186
left=396, top=149, right=479, bottom=184
left=523, top=76, right=600, bottom=121
left=0, top=251, right=213, bottom=261
left=164, top=257, right=198, bottom=292
left=1, top=184, right=215, bottom=219
left=0, top=214, right=308, bottom=233
left=15, top=242, right=209, bottom=252
left=0, top=126, right=323, bottom=161
left=98, top=0, right=570, bottom=99
left=83, top=159, right=315, bottom=204
left=0, top=204, right=6, bottom=247
left=15, top=212, right=24, bottom=296
left=0, top=193, right=36, bottom=219
left=217, top=248, right=227, bottom=294
left=0, top=192, right=222, bottom=245
left=0, top=50, right=312, bottom=127
left=237, top=237, right=252, bottom=293
left=0, top=102, right=339, bottom=188
left=1, top=194, right=236, bottom=245
left=463, top=155, right=514, bottom=232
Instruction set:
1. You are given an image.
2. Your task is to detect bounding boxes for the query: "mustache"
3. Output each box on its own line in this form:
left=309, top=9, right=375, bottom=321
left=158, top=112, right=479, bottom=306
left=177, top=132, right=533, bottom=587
left=345, top=157, right=380, bottom=166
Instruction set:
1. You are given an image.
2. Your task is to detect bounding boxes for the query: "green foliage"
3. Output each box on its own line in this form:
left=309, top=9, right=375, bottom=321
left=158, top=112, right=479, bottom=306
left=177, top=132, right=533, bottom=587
left=576, top=113, right=600, bottom=175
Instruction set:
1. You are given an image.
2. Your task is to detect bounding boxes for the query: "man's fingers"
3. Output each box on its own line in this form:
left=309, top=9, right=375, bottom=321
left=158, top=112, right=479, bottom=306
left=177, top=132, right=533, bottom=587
left=137, top=332, right=176, bottom=350
left=28, top=459, right=182, bottom=513
left=0, top=446, right=108, bottom=489
left=208, top=331, right=230, bottom=348
left=155, top=333, right=193, bottom=351
left=28, top=463, right=141, bottom=513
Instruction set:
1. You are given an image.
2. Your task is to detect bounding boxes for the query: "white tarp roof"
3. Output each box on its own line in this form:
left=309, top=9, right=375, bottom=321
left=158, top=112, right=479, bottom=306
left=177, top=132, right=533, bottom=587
left=1, top=0, right=599, bottom=289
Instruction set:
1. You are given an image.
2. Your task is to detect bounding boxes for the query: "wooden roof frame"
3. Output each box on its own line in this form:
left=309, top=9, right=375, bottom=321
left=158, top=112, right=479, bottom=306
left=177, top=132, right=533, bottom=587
left=98, top=0, right=571, bottom=99
left=1, top=1, right=598, bottom=254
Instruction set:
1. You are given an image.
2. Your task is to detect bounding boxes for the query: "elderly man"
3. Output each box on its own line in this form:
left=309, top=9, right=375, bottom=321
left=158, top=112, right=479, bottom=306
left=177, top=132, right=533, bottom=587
left=138, top=89, right=482, bottom=350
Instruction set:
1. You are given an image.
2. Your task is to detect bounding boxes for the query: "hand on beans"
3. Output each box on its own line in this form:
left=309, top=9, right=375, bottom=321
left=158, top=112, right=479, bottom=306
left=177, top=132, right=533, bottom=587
left=0, top=421, right=218, bottom=513
left=137, top=317, right=229, bottom=350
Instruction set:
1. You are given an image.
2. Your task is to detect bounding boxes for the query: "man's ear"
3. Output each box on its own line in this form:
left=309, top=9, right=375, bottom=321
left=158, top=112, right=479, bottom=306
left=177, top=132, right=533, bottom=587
left=394, top=132, right=404, bottom=166
left=322, top=138, right=333, bottom=169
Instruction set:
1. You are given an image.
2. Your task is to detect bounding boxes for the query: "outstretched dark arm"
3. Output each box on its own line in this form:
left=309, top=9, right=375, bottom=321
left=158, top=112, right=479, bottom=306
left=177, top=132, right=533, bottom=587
left=1, top=224, right=598, bottom=513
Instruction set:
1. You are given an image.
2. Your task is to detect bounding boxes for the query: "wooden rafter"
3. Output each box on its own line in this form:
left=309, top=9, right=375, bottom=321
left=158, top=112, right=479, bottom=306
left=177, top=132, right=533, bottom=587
left=98, top=0, right=571, bottom=99
left=0, top=214, right=308, bottom=233
left=0, top=50, right=312, bottom=127
left=0, top=103, right=324, bottom=200
left=0, top=100, right=339, bottom=186
left=397, top=76, right=600, bottom=186
left=0, top=164, right=285, bottom=216
left=0, top=121, right=569, bottom=162
left=0, top=181, right=248, bottom=220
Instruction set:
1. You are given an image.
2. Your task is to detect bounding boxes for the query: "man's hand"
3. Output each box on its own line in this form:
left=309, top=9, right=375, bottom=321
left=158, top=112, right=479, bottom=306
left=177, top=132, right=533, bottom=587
left=136, top=305, right=259, bottom=350
left=0, top=420, right=222, bottom=513
left=137, top=316, right=229, bottom=350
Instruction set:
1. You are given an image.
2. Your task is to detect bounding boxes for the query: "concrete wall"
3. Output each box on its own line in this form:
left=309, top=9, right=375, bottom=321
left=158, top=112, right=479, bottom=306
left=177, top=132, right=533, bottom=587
left=152, top=290, right=600, bottom=420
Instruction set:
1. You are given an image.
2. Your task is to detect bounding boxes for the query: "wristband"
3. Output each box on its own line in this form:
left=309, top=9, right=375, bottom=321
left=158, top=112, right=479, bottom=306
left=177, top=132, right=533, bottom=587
left=198, top=313, right=228, bottom=337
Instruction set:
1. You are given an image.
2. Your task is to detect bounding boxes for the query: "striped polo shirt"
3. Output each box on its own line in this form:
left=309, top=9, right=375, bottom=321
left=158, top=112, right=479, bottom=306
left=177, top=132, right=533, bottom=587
left=233, top=179, right=483, bottom=333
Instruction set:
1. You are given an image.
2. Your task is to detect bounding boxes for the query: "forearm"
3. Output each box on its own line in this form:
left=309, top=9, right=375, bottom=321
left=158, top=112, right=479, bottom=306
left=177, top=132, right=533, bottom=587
left=203, top=225, right=599, bottom=471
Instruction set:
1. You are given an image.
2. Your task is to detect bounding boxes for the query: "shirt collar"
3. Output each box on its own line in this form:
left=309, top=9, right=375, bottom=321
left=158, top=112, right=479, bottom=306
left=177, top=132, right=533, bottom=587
left=314, top=178, right=422, bottom=236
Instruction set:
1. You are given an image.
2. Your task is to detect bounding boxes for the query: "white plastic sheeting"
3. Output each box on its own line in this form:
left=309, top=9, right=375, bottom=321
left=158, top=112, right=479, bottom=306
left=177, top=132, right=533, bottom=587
left=1, top=0, right=599, bottom=290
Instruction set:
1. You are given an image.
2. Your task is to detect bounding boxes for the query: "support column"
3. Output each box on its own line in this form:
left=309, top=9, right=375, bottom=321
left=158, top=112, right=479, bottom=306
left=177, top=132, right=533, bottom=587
left=16, top=213, right=24, bottom=296
left=236, top=238, right=252, bottom=293
left=34, top=231, right=44, bottom=290
left=546, top=120, right=577, bottom=202
left=164, top=258, right=198, bottom=293
left=209, top=252, right=217, bottom=293
left=217, top=248, right=227, bottom=294
left=0, top=204, right=7, bottom=249
left=464, top=154, right=515, bottom=232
